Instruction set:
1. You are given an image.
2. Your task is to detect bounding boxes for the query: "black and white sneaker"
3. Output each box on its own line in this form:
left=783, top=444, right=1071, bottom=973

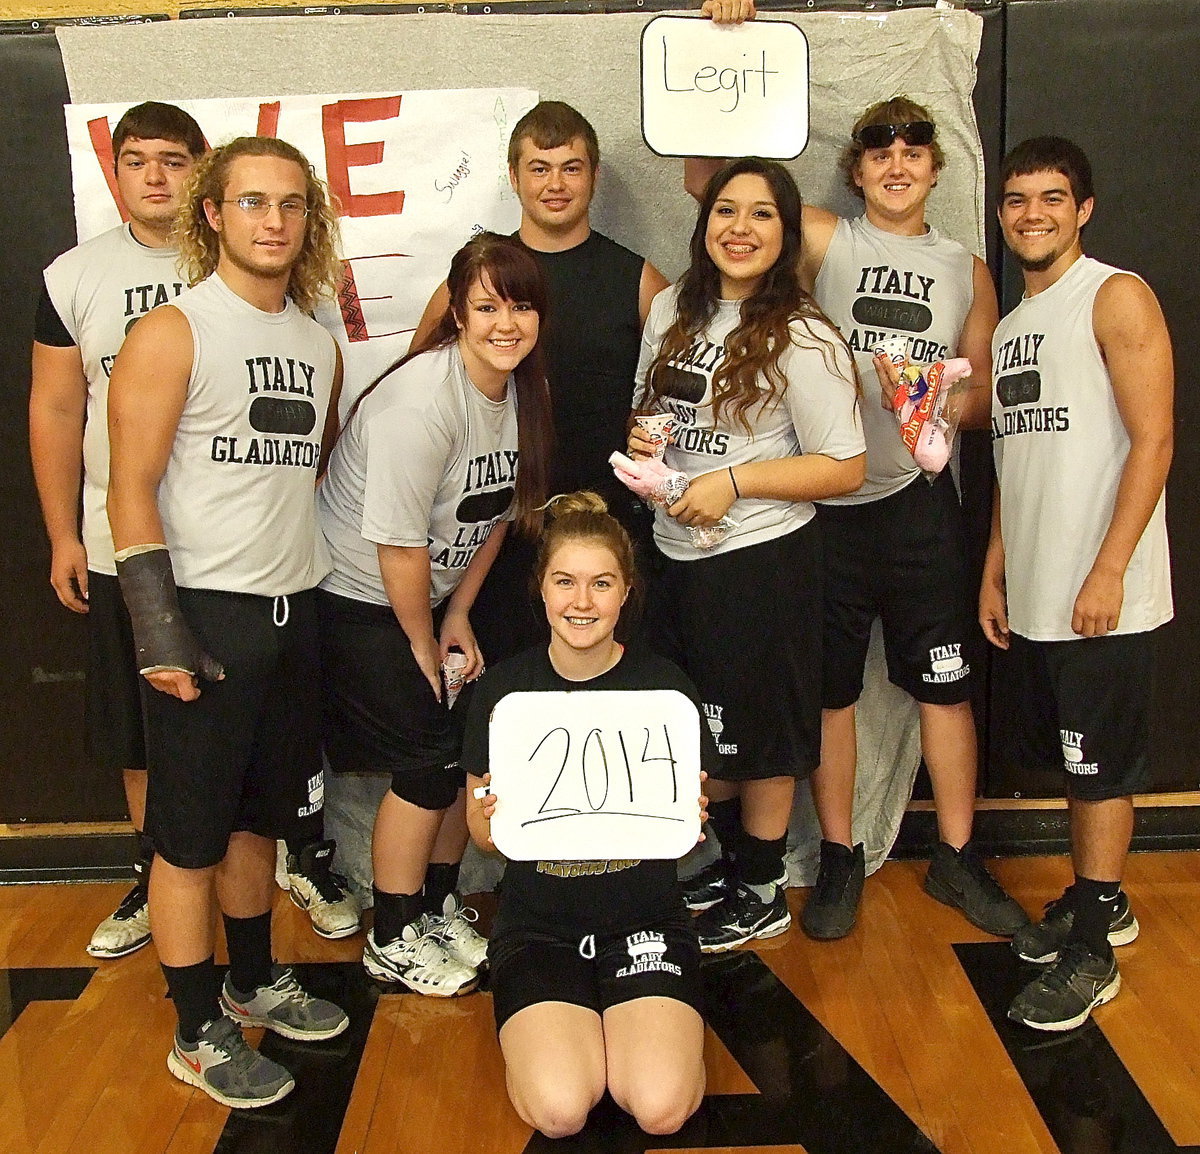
left=924, top=841, right=1030, bottom=937
left=800, top=841, right=864, bottom=941
left=1012, top=887, right=1139, bottom=964
left=168, top=1016, right=295, bottom=1109
left=682, top=860, right=729, bottom=912
left=1008, top=941, right=1121, bottom=1031
left=695, top=883, right=791, bottom=953
left=284, top=840, right=362, bottom=940
left=86, top=885, right=151, bottom=959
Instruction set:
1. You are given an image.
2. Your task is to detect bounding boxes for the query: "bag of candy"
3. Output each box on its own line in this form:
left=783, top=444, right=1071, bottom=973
left=609, top=451, right=737, bottom=551
left=874, top=336, right=974, bottom=478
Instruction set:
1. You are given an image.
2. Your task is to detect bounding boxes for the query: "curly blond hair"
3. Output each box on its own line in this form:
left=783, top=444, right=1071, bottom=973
left=173, top=136, right=342, bottom=313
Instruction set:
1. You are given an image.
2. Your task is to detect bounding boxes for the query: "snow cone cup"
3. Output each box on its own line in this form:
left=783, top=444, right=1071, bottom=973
left=442, top=651, right=469, bottom=709
left=634, top=413, right=676, bottom=459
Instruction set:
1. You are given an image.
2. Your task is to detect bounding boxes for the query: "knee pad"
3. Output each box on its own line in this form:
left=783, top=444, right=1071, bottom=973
left=389, top=764, right=461, bottom=810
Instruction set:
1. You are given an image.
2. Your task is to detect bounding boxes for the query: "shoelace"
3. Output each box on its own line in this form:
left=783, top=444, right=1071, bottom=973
left=1037, top=942, right=1096, bottom=993
left=113, top=885, right=147, bottom=919
left=267, top=968, right=317, bottom=1009
left=305, top=864, right=352, bottom=905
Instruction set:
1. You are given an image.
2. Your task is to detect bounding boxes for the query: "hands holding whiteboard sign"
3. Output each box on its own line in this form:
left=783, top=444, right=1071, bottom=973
left=641, top=2, right=809, bottom=159
left=473, top=689, right=708, bottom=861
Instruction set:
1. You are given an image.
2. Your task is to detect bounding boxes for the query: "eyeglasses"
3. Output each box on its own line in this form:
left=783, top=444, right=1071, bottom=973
left=854, top=121, right=936, bottom=150
left=221, top=196, right=309, bottom=219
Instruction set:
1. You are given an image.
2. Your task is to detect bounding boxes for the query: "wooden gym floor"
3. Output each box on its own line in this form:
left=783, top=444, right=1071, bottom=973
left=1, top=850, right=1198, bottom=1154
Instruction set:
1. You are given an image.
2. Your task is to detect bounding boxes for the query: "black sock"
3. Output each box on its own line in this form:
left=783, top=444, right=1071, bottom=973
left=223, top=912, right=273, bottom=994
left=1068, top=876, right=1120, bottom=955
left=373, top=886, right=423, bottom=946
left=162, top=957, right=220, bottom=1044
left=708, top=798, right=744, bottom=865
left=423, top=862, right=461, bottom=915
left=133, top=831, right=155, bottom=894
left=736, top=832, right=787, bottom=889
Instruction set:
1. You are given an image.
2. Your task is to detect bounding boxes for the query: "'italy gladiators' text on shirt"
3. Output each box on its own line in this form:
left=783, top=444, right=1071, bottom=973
left=162, top=273, right=337, bottom=596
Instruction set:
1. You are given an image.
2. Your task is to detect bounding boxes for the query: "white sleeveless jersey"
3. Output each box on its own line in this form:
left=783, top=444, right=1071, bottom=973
left=814, top=216, right=975, bottom=503
left=41, top=225, right=187, bottom=575
left=160, top=274, right=337, bottom=595
left=318, top=343, right=519, bottom=608
left=991, top=256, right=1173, bottom=641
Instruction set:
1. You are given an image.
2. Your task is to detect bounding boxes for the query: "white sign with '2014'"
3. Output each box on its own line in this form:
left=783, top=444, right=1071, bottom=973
left=640, top=15, right=810, bottom=160
left=487, top=690, right=703, bottom=861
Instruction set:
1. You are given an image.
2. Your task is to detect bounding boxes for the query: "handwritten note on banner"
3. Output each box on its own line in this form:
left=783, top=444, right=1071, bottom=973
left=488, top=690, right=703, bottom=862
left=63, top=88, right=538, bottom=409
left=641, top=15, right=809, bottom=160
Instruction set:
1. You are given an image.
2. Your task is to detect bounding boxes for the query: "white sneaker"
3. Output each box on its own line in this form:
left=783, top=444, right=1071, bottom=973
left=87, top=885, right=151, bottom=958
left=220, top=966, right=349, bottom=1041
left=285, top=840, right=362, bottom=940
left=362, top=924, right=478, bottom=997
left=424, top=894, right=488, bottom=970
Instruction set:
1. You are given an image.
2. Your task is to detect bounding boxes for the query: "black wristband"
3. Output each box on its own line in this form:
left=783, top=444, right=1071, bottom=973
left=728, top=466, right=741, bottom=500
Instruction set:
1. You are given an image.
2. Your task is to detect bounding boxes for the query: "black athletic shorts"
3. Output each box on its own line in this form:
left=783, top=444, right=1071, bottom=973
left=1006, top=630, right=1156, bottom=801
left=489, top=905, right=702, bottom=1033
left=651, top=521, right=822, bottom=781
left=318, top=590, right=466, bottom=810
left=85, top=570, right=146, bottom=773
left=142, top=587, right=324, bottom=869
left=819, top=470, right=973, bottom=709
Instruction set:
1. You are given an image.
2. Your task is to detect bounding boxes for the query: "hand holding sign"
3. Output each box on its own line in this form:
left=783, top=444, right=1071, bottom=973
left=487, top=690, right=704, bottom=861
left=641, top=15, right=809, bottom=159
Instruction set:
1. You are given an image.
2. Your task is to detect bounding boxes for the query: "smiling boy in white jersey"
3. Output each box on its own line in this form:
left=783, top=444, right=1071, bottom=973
left=31, top=102, right=205, bottom=960
left=106, top=137, right=350, bottom=1107
left=983, top=136, right=1173, bottom=1031
left=687, top=1, right=1023, bottom=943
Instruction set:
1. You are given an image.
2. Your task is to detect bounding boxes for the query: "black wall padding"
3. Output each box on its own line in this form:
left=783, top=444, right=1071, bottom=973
left=0, top=34, right=128, bottom=822
left=987, top=0, right=1200, bottom=796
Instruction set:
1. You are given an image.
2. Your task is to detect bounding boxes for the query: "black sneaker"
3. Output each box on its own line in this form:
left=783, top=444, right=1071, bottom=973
left=923, top=841, right=1030, bottom=937
left=1008, top=940, right=1120, bottom=1031
left=694, top=883, right=791, bottom=953
left=682, top=860, right=729, bottom=911
left=801, top=841, right=864, bottom=941
left=1012, top=887, right=1139, bottom=964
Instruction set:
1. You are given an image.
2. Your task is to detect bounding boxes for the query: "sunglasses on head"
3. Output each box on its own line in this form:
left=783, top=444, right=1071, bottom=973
left=855, top=121, right=936, bottom=150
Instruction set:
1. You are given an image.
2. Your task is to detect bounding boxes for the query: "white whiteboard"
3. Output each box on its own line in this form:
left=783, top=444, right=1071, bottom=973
left=488, top=690, right=703, bottom=862
left=640, top=15, right=810, bottom=160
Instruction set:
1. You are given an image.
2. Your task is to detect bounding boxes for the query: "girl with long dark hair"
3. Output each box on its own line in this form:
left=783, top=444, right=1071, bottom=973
left=631, top=158, right=866, bottom=951
left=317, top=232, right=554, bottom=995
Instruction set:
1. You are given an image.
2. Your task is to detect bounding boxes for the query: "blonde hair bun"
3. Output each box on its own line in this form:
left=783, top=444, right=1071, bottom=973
left=545, top=490, right=609, bottom=520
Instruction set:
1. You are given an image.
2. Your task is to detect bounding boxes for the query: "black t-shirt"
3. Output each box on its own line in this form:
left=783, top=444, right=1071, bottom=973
left=34, top=285, right=74, bottom=347
left=515, top=231, right=644, bottom=507
left=463, top=643, right=720, bottom=935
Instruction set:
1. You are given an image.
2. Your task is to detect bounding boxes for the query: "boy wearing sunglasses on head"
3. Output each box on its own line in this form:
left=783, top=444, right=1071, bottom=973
left=687, top=6, right=1024, bottom=944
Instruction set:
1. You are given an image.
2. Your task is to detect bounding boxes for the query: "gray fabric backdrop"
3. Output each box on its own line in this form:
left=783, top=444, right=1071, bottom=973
left=57, top=7, right=984, bottom=893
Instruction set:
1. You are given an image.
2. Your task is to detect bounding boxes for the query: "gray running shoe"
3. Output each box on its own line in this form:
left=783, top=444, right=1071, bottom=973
left=1012, top=887, right=1139, bottom=964
left=168, top=1015, right=295, bottom=1108
left=221, top=966, right=349, bottom=1041
left=801, top=841, right=864, bottom=941
left=87, top=885, right=151, bottom=959
left=924, top=841, right=1030, bottom=937
left=1008, top=941, right=1120, bottom=1031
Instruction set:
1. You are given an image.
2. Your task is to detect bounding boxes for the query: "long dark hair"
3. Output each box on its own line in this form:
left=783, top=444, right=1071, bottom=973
left=348, top=232, right=554, bottom=536
left=645, top=158, right=856, bottom=432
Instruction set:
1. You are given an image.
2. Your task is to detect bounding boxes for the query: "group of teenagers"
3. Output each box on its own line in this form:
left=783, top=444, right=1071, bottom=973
left=29, top=2, right=1174, bottom=1136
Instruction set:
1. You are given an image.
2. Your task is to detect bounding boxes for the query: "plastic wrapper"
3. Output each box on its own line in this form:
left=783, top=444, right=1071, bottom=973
left=609, top=451, right=737, bottom=550
left=442, top=651, right=469, bottom=709
left=874, top=336, right=973, bottom=478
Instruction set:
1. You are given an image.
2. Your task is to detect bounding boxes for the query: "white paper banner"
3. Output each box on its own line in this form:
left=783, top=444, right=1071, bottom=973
left=64, top=87, right=539, bottom=409
left=487, top=689, right=703, bottom=862
left=641, top=16, right=810, bottom=160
